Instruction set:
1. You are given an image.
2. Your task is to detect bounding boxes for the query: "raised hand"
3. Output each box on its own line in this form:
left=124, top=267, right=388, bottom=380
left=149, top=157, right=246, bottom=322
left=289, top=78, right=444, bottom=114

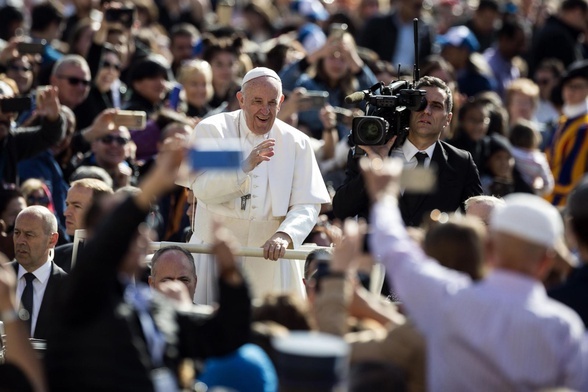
left=241, top=138, right=275, bottom=173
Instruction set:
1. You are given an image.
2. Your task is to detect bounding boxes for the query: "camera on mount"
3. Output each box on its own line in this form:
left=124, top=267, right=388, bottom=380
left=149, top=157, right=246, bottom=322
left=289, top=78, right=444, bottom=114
left=345, top=18, right=427, bottom=156
left=349, top=80, right=427, bottom=147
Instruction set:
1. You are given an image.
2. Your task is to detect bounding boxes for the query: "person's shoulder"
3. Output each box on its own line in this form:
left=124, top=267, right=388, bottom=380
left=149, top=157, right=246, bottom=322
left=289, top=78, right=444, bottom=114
left=437, top=140, right=474, bottom=160
left=195, top=111, right=238, bottom=136
left=51, top=261, right=68, bottom=277
left=274, top=119, right=311, bottom=143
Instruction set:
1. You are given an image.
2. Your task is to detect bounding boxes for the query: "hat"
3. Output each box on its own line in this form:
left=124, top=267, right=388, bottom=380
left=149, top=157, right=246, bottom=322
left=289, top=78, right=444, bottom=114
left=198, top=344, right=278, bottom=392
left=129, top=54, right=172, bottom=83
left=272, top=332, right=349, bottom=390
left=290, top=0, right=329, bottom=22
left=567, top=175, right=588, bottom=218
left=490, top=193, right=564, bottom=249
left=242, top=67, right=281, bottom=85
left=436, top=26, right=480, bottom=53
left=561, top=59, right=588, bottom=86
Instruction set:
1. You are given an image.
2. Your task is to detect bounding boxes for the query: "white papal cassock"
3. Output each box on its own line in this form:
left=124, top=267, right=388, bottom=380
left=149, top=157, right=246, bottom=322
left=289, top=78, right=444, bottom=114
left=179, top=110, right=331, bottom=305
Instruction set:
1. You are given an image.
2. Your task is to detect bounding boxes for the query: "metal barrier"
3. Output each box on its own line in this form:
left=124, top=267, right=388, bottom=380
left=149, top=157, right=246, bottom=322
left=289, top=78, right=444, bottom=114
left=147, top=242, right=330, bottom=260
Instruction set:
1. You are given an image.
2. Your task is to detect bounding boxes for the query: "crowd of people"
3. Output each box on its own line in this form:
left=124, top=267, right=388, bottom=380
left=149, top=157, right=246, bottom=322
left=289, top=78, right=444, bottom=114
left=1, top=0, right=588, bottom=390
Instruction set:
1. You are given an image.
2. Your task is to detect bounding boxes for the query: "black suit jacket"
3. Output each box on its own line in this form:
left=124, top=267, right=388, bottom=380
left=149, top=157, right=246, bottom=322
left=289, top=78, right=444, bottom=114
left=11, top=260, right=68, bottom=340
left=53, top=243, right=73, bottom=273
left=357, top=12, right=434, bottom=66
left=46, top=196, right=251, bottom=391
left=548, top=264, right=588, bottom=328
left=332, top=140, right=483, bottom=227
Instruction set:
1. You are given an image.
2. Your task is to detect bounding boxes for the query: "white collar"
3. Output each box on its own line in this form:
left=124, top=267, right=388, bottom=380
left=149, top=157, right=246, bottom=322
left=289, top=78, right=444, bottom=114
left=562, top=99, right=588, bottom=118
left=17, top=259, right=52, bottom=285
left=401, top=138, right=436, bottom=161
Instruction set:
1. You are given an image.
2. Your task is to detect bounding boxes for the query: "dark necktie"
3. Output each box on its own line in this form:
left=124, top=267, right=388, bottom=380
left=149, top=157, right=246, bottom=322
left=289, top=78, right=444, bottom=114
left=415, top=151, right=428, bottom=167
left=20, top=272, right=36, bottom=327
left=404, top=152, right=429, bottom=215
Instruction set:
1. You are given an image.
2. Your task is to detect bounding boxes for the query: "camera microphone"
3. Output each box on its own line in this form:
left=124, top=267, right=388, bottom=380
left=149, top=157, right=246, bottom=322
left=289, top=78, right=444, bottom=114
left=345, top=91, right=367, bottom=104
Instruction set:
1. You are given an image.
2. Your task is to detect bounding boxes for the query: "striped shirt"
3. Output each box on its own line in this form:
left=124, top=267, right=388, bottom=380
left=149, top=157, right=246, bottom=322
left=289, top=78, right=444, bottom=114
left=370, top=199, right=588, bottom=391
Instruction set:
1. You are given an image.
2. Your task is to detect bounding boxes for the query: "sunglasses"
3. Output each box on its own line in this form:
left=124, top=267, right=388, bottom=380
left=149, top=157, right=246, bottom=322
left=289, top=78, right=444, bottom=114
left=27, top=195, right=50, bottom=205
left=535, top=78, right=552, bottom=86
left=8, top=64, right=32, bottom=72
left=102, top=60, right=121, bottom=71
left=57, top=75, right=91, bottom=87
left=100, top=135, right=129, bottom=146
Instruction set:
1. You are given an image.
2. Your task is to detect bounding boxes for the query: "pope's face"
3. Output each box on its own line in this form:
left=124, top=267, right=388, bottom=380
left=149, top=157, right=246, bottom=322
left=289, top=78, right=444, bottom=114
left=237, top=77, right=284, bottom=136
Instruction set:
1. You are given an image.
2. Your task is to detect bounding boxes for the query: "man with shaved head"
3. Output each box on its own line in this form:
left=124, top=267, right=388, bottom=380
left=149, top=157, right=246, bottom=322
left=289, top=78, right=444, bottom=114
left=10, top=205, right=67, bottom=339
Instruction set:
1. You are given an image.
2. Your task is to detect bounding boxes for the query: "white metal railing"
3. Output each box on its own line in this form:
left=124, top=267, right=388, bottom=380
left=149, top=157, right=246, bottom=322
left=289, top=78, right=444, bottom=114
left=148, top=242, right=330, bottom=260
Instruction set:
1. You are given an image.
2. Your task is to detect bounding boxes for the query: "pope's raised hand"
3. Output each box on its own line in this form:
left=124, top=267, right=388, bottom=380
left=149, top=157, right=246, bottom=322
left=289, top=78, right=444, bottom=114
left=241, top=138, right=275, bottom=173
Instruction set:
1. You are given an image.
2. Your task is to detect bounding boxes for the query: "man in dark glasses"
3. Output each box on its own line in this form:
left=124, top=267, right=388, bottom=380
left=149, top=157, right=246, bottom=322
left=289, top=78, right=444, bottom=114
left=49, top=54, right=91, bottom=111
left=75, top=125, right=136, bottom=190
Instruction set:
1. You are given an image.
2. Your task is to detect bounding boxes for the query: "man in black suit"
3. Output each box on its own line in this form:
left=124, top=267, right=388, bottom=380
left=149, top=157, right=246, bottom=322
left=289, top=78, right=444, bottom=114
left=333, top=76, right=482, bottom=227
left=53, top=178, right=113, bottom=272
left=11, top=205, right=67, bottom=340
left=549, top=176, right=588, bottom=327
left=45, top=135, right=251, bottom=391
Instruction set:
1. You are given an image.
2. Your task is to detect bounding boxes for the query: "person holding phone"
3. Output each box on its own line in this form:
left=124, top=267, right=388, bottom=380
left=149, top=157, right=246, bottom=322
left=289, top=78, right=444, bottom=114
left=74, top=45, right=125, bottom=132
left=0, top=79, right=66, bottom=187
left=279, top=28, right=378, bottom=140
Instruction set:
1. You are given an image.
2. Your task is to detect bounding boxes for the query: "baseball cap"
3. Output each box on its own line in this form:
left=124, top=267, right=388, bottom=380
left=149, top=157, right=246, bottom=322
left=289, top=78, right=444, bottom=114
left=436, top=26, right=480, bottom=53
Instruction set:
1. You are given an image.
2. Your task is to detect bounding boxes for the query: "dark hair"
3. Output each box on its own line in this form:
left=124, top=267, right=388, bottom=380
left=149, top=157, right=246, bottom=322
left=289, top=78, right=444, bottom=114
left=0, top=6, right=24, bottom=41
left=253, top=294, right=314, bottom=331
left=0, top=189, right=24, bottom=217
left=570, top=217, right=588, bottom=245
left=201, top=33, right=243, bottom=63
left=31, top=1, right=64, bottom=32
left=423, top=216, right=486, bottom=280
left=497, top=14, right=528, bottom=39
left=561, top=0, right=588, bottom=12
left=151, top=245, right=195, bottom=276
left=477, top=0, right=500, bottom=12
left=304, top=248, right=332, bottom=280
left=415, top=76, right=453, bottom=113
left=509, top=119, right=541, bottom=149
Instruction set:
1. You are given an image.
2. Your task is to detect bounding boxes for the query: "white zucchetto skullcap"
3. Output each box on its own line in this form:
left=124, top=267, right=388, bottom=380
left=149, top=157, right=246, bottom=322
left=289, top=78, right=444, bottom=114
left=242, top=67, right=281, bottom=86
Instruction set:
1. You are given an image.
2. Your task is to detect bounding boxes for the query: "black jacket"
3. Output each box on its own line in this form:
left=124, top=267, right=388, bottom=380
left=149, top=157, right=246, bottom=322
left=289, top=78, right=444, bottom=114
left=357, top=12, right=434, bottom=66
left=529, top=15, right=585, bottom=75
left=549, top=263, right=588, bottom=328
left=10, top=260, right=68, bottom=340
left=333, top=140, right=483, bottom=227
left=45, top=196, right=251, bottom=391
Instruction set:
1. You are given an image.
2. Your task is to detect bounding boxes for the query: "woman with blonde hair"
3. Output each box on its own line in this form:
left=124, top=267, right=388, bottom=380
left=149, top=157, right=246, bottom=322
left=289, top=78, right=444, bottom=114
left=176, top=59, right=214, bottom=118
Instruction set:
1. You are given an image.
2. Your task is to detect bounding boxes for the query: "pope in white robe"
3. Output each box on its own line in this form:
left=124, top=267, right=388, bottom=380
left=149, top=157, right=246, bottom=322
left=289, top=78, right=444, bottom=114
left=179, top=67, right=331, bottom=305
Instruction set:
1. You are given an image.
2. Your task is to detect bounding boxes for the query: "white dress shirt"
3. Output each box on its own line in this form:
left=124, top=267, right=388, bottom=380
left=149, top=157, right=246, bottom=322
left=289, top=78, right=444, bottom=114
left=15, top=259, right=52, bottom=336
left=370, top=198, right=588, bottom=391
left=390, top=138, right=436, bottom=169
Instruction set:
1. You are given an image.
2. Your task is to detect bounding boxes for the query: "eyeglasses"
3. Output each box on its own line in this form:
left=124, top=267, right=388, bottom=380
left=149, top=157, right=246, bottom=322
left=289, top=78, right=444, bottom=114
left=8, top=64, right=32, bottom=72
left=100, top=135, right=129, bottom=146
left=102, top=60, right=121, bottom=71
left=56, top=75, right=91, bottom=87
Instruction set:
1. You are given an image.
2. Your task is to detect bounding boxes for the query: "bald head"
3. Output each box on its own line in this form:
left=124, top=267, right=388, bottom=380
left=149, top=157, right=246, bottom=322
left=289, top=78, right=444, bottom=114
left=14, top=206, right=59, bottom=271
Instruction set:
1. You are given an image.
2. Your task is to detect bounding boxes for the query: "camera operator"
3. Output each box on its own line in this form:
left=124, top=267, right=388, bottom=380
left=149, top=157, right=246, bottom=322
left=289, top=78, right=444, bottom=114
left=332, top=76, right=482, bottom=227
